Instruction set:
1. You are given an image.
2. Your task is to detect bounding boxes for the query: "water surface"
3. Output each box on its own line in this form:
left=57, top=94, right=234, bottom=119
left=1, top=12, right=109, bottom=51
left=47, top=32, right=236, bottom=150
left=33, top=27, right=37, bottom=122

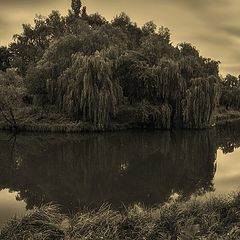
left=0, top=121, right=239, bottom=226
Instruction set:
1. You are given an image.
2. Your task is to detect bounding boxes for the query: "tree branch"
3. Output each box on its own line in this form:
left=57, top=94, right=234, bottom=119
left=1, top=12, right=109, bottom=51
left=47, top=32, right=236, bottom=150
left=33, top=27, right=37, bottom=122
left=0, top=106, right=13, bottom=126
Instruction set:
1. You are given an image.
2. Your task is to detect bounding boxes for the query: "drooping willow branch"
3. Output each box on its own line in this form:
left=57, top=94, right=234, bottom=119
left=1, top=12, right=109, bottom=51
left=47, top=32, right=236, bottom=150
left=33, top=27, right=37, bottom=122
left=55, top=51, right=123, bottom=128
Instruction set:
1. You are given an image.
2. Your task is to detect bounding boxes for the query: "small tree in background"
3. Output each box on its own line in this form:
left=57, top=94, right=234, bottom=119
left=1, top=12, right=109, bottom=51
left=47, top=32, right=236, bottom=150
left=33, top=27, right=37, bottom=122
left=71, top=0, right=82, bottom=17
left=81, top=6, right=88, bottom=19
left=142, top=21, right=157, bottom=35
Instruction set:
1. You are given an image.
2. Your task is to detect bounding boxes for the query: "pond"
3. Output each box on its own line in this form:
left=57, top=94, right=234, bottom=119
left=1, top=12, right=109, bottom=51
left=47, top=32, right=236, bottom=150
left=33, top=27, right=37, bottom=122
left=0, top=121, right=239, bottom=226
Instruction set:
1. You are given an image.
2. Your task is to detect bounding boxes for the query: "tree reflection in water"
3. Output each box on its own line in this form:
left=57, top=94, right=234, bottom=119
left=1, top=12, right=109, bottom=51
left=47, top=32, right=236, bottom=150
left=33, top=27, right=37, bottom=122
left=0, top=122, right=239, bottom=212
left=217, top=121, right=240, bottom=154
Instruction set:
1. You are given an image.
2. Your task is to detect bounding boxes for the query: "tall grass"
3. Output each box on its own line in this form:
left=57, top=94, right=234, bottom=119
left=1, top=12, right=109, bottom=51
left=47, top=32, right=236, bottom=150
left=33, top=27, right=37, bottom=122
left=1, top=193, right=240, bottom=239
left=0, top=204, right=65, bottom=240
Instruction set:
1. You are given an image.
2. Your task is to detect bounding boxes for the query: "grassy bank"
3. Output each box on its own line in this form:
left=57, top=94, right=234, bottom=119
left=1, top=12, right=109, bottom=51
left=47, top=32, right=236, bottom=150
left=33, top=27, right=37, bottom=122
left=214, top=107, right=240, bottom=125
left=0, top=106, right=240, bottom=133
left=1, top=193, right=240, bottom=240
left=0, top=106, right=130, bottom=133
left=0, top=121, right=129, bottom=133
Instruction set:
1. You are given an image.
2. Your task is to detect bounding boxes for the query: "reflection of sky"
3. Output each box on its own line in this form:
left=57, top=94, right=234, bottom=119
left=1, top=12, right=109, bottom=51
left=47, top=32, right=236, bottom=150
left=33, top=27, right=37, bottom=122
left=214, top=148, right=240, bottom=194
left=0, top=189, right=26, bottom=226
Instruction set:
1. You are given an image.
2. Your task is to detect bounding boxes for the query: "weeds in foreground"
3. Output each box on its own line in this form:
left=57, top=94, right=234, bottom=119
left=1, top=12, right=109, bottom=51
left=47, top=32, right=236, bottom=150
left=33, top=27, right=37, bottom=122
left=1, top=193, right=240, bottom=239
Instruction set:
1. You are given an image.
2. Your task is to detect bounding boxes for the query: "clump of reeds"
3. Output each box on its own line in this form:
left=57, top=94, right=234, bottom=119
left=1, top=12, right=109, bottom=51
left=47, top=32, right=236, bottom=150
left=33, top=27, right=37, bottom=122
left=0, top=204, right=66, bottom=240
left=1, top=193, right=240, bottom=239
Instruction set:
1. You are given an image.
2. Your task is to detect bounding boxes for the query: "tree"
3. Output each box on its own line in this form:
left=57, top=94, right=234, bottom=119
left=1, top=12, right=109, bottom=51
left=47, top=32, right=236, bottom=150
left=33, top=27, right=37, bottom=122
left=86, top=13, right=107, bottom=26
left=140, top=34, right=174, bottom=64
left=5, top=0, right=222, bottom=130
left=223, top=74, right=239, bottom=88
left=178, top=43, right=199, bottom=57
left=112, top=12, right=132, bottom=29
left=142, top=21, right=157, bottom=35
left=220, top=74, right=240, bottom=110
left=46, top=11, right=64, bottom=38
left=58, top=51, right=123, bottom=128
left=0, top=69, right=26, bottom=130
left=25, top=65, right=50, bottom=95
left=0, top=47, right=11, bottom=71
left=135, top=100, right=172, bottom=129
left=81, top=6, right=88, bottom=19
left=9, top=16, right=51, bottom=75
left=112, top=12, right=143, bottom=48
left=182, top=76, right=220, bottom=129
left=158, top=26, right=171, bottom=43
left=71, top=0, right=82, bottom=17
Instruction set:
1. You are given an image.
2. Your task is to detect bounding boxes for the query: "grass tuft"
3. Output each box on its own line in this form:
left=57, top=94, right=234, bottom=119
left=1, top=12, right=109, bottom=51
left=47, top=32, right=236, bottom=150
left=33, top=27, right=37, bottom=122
left=1, top=194, right=240, bottom=239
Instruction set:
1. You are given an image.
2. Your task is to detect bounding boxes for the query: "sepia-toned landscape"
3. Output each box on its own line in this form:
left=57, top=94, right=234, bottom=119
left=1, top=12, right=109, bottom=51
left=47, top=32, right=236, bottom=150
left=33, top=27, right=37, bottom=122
left=0, top=0, right=240, bottom=239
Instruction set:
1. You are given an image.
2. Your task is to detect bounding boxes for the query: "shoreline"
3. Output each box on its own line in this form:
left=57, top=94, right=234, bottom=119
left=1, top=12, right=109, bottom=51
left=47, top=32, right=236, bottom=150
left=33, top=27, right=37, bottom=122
left=0, top=113, right=240, bottom=134
left=1, top=110, right=240, bottom=133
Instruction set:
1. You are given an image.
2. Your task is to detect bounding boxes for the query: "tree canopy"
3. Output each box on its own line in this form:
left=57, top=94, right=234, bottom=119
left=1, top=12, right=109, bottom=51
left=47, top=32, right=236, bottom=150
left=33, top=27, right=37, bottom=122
left=0, top=0, right=228, bottom=129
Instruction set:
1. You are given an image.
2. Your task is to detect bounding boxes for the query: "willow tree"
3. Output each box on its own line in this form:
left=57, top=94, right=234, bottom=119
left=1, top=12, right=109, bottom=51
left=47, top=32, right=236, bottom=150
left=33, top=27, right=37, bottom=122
left=182, top=76, right=220, bottom=129
left=135, top=100, right=172, bottom=129
left=117, top=53, right=180, bottom=103
left=58, top=51, right=123, bottom=128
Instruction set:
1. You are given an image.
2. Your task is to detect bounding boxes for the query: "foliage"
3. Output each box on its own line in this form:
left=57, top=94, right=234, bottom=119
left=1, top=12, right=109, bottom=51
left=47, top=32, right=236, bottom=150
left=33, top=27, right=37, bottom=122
left=81, top=6, right=88, bottom=19
left=0, top=47, right=11, bottom=71
left=0, top=0, right=225, bottom=129
left=71, top=0, right=82, bottom=17
left=142, top=21, right=157, bottom=35
left=220, top=74, right=240, bottom=110
left=0, top=69, right=26, bottom=130
left=57, top=51, right=123, bottom=128
left=223, top=74, right=240, bottom=88
left=112, top=12, right=143, bottom=48
left=86, top=13, right=108, bottom=26
left=9, top=13, right=64, bottom=75
left=25, top=66, right=50, bottom=95
left=117, top=48, right=220, bottom=129
left=182, top=76, right=220, bottom=129
left=135, top=100, right=172, bottom=129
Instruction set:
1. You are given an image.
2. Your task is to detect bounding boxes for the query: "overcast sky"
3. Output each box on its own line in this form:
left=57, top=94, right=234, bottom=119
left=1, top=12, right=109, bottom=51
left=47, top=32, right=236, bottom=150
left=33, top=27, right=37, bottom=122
left=0, top=0, right=240, bottom=76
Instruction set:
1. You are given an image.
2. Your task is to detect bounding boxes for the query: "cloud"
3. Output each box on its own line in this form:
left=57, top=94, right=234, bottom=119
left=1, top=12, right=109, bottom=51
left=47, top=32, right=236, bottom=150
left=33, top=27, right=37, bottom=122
left=221, top=64, right=240, bottom=76
left=0, top=0, right=69, bottom=45
left=0, top=0, right=56, bottom=7
left=169, top=0, right=226, bottom=8
left=165, top=0, right=240, bottom=75
left=219, top=25, right=240, bottom=38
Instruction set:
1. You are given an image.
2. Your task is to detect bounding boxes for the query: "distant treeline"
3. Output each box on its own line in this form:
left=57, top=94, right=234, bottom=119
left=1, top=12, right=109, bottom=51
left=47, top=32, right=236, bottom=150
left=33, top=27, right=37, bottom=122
left=220, top=74, right=240, bottom=110
left=0, top=0, right=239, bottom=130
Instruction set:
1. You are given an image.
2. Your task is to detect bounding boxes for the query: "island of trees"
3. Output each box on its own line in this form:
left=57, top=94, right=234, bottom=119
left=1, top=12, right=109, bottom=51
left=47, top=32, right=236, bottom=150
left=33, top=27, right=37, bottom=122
left=0, top=0, right=240, bottom=132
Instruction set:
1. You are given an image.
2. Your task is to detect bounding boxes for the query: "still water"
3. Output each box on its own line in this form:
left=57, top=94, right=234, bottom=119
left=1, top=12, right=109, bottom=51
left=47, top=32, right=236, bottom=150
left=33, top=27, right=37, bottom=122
left=0, top=121, right=239, bottom=226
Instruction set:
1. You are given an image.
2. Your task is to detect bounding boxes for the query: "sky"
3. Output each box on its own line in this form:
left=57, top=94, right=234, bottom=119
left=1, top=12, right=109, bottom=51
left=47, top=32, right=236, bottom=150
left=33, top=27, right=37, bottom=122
left=0, top=0, right=240, bottom=76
